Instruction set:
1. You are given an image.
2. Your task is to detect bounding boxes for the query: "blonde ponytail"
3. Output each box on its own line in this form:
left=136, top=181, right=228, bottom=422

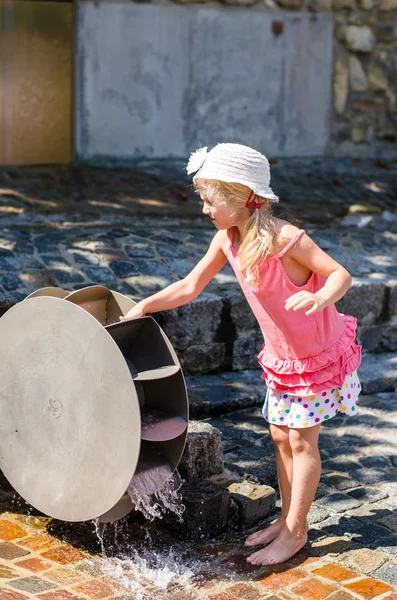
left=194, top=179, right=278, bottom=288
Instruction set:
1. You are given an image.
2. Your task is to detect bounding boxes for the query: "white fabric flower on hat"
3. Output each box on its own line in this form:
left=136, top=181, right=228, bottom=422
left=186, top=146, right=208, bottom=175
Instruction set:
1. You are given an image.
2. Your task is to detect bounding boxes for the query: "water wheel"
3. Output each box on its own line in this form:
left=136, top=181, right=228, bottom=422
left=0, top=286, right=188, bottom=523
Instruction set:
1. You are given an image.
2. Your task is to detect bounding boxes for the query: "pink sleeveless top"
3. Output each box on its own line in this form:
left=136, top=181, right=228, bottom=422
left=227, top=228, right=362, bottom=396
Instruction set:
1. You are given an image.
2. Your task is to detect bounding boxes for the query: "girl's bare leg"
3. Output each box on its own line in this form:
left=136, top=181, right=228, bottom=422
left=247, top=424, right=321, bottom=565
left=245, top=424, right=293, bottom=546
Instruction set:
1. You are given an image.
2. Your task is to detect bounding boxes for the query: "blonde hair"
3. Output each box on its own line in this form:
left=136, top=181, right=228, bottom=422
left=194, top=178, right=278, bottom=287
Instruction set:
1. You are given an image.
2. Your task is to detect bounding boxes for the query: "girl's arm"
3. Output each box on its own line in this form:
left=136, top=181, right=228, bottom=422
left=284, top=233, right=352, bottom=316
left=120, top=230, right=228, bottom=320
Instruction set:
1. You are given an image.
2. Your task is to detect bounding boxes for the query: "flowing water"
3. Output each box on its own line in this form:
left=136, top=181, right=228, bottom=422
left=127, top=470, right=185, bottom=522
left=89, top=471, right=212, bottom=598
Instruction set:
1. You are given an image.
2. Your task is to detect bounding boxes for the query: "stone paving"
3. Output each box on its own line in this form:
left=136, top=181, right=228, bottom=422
left=0, top=158, right=396, bottom=599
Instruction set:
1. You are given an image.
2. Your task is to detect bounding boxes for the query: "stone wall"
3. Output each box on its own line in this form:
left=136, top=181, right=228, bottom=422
left=114, top=0, right=397, bottom=158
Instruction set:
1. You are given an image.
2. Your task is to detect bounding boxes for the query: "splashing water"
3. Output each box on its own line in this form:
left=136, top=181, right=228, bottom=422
left=93, top=519, right=107, bottom=556
left=127, top=471, right=185, bottom=522
left=95, top=548, right=209, bottom=600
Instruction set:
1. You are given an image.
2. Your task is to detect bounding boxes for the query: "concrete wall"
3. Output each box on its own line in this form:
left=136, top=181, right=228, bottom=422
left=76, top=3, right=333, bottom=160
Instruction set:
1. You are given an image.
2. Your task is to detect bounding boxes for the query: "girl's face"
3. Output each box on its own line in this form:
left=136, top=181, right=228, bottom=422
left=201, top=195, right=237, bottom=230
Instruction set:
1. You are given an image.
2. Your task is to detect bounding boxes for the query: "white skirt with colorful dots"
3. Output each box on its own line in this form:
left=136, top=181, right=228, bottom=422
left=262, top=371, right=361, bottom=428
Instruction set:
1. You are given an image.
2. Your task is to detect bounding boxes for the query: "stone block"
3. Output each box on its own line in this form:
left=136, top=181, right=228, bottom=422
left=334, top=0, right=356, bottom=7
left=375, top=24, right=397, bottom=44
left=352, top=98, right=387, bottom=112
left=232, top=336, right=263, bottom=371
left=376, top=512, right=397, bottom=533
left=368, top=64, right=389, bottom=91
left=179, top=342, right=225, bottom=375
left=358, top=0, right=376, bottom=8
left=358, top=352, right=397, bottom=394
left=336, top=280, right=386, bottom=324
left=162, top=478, right=230, bottom=540
left=389, top=281, right=397, bottom=315
left=221, top=0, right=258, bottom=5
left=277, top=0, right=303, bottom=6
left=345, top=26, right=375, bottom=53
left=229, top=294, right=259, bottom=336
left=179, top=421, right=224, bottom=479
left=188, top=382, right=261, bottom=417
left=316, top=493, right=363, bottom=512
left=349, top=55, right=368, bottom=91
left=357, top=318, right=397, bottom=353
left=162, top=296, right=223, bottom=350
left=334, top=55, right=349, bottom=115
left=228, top=481, right=276, bottom=529
left=380, top=0, right=397, bottom=9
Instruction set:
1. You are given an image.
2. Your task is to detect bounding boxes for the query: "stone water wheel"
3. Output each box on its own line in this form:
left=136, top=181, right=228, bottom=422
left=0, top=286, right=188, bottom=523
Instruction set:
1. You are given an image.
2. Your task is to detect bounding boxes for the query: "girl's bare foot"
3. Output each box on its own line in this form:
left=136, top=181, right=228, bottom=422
left=246, top=522, right=308, bottom=566
left=244, top=517, right=286, bottom=547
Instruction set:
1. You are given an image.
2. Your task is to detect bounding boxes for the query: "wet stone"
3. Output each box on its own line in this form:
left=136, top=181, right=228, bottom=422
left=162, top=478, right=230, bottom=540
left=179, top=421, right=224, bottom=479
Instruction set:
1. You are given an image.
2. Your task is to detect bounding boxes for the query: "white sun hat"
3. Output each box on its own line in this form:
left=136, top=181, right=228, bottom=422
left=186, top=143, right=279, bottom=202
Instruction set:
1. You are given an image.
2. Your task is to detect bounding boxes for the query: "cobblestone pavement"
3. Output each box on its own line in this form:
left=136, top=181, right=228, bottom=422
left=0, top=158, right=396, bottom=599
left=0, top=390, right=396, bottom=599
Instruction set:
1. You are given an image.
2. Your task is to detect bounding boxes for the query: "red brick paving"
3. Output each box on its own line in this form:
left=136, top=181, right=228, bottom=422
left=41, top=546, right=87, bottom=565
left=291, top=578, right=336, bottom=600
left=72, top=580, right=114, bottom=599
left=0, top=590, right=30, bottom=600
left=37, top=591, right=86, bottom=600
left=15, top=556, right=53, bottom=572
left=0, top=521, right=27, bottom=542
left=312, top=564, right=359, bottom=582
left=344, top=578, right=393, bottom=599
left=258, top=567, right=307, bottom=590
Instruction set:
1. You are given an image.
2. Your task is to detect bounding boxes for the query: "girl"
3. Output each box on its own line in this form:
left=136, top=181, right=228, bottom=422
left=120, top=143, right=362, bottom=566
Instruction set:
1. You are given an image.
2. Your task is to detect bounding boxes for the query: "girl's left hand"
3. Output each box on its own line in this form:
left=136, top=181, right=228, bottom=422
left=285, top=292, right=326, bottom=316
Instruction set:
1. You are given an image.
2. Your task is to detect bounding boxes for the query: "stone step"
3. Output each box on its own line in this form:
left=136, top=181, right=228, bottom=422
left=160, top=275, right=397, bottom=375
left=187, top=352, right=397, bottom=417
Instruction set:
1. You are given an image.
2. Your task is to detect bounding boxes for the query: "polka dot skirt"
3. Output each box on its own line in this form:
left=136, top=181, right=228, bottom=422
left=263, top=371, right=361, bottom=428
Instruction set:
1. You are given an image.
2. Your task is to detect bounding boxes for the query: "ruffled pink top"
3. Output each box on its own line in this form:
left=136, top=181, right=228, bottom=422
left=227, top=228, right=362, bottom=396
